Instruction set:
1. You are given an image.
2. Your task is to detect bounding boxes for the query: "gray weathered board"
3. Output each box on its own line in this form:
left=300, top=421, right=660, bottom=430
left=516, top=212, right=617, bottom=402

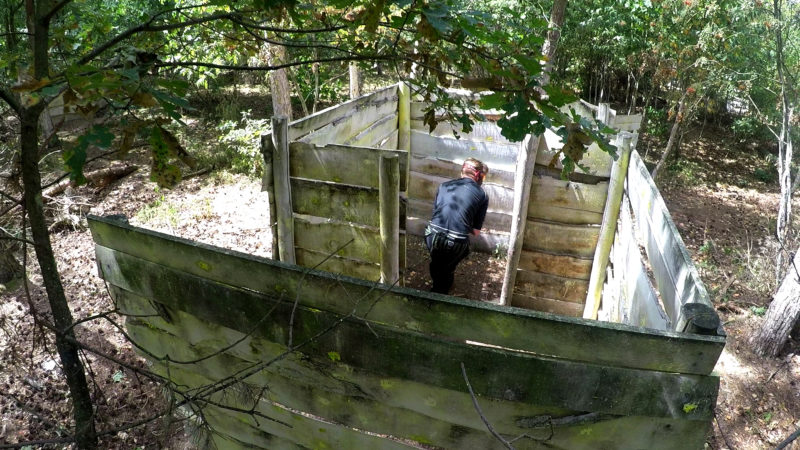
left=89, top=215, right=723, bottom=450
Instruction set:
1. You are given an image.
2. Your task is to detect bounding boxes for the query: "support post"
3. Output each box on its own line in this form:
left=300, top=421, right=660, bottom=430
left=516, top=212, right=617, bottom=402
left=379, top=154, right=400, bottom=284
left=676, top=303, right=721, bottom=335
left=597, top=103, right=611, bottom=125
left=260, top=133, right=280, bottom=259
left=272, top=116, right=295, bottom=264
left=397, top=82, right=411, bottom=153
left=583, top=133, right=632, bottom=319
left=499, top=134, right=541, bottom=306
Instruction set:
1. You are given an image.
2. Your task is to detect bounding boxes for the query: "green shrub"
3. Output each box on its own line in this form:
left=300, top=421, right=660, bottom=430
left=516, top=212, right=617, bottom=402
left=753, top=167, right=775, bottom=183
left=731, top=115, right=770, bottom=142
left=645, top=106, right=669, bottom=138
left=216, top=110, right=270, bottom=177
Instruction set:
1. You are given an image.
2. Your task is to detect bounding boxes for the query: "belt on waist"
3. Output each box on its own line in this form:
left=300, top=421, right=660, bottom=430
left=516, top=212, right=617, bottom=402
left=425, top=223, right=469, bottom=242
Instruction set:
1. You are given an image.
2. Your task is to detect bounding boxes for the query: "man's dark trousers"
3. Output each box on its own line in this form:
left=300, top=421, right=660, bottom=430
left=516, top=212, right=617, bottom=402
left=425, top=232, right=470, bottom=294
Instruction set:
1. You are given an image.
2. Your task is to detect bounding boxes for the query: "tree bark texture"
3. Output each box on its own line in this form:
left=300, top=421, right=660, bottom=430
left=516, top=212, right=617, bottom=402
left=266, top=42, right=293, bottom=120
left=774, top=0, right=793, bottom=280
left=540, top=0, right=568, bottom=87
left=754, top=248, right=800, bottom=357
left=349, top=62, right=362, bottom=99
left=651, top=90, right=687, bottom=181
left=21, top=106, right=97, bottom=448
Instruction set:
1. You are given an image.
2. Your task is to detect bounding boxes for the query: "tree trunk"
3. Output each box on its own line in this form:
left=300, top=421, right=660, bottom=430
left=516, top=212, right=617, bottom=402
left=265, top=42, right=293, bottom=120
left=774, top=0, right=793, bottom=280
left=540, top=0, right=568, bottom=87
left=20, top=106, right=97, bottom=449
left=349, top=62, right=362, bottom=99
left=753, top=248, right=800, bottom=356
left=651, top=90, right=688, bottom=181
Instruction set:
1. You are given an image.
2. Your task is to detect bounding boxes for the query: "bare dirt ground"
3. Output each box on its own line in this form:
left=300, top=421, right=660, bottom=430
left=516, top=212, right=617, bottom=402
left=1, top=116, right=799, bottom=449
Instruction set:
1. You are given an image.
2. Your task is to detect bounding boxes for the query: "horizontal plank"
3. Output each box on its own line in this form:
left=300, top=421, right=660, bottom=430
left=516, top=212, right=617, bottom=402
left=405, top=216, right=509, bottom=254
left=613, top=114, right=643, bottom=132
left=301, top=98, right=398, bottom=145
left=88, top=215, right=725, bottom=375
left=289, top=85, right=398, bottom=141
left=411, top=130, right=518, bottom=173
left=538, top=129, right=613, bottom=178
left=409, top=155, right=515, bottom=187
left=407, top=198, right=511, bottom=233
left=290, top=178, right=379, bottom=227
left=99, top=260, right=719, bottom=420
left=121, top=291, right=710, bottom=449
left=293, top=215, right=380, bottom=263
left=511, top=293, right=584, bottom=317
left=514, top=270, right=589, bottom=303
left=518, top=250, right=593, bottom=280
left=523, top=220, right=600, bottom=258
left=295, top=248, right=381, bottom=281
left=407, top=171, right=514, bottom=216
left=288, top=142, right=408, bottom=191
left=410, top=119, right=516, bottom=145
left=529, top=175, right=608, bottom=218
left=345, top=113, right=398, bottom=147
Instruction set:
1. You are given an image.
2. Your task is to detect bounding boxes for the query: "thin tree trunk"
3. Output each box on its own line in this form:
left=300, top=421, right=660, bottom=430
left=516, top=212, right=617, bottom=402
left=21, top=106, right=97, bottom=448
left=349, top=62, right=361, bottom=99
left=753, top=247, right=800, bottom=356
left=651, top=90, right=688, bottom=181
left=265, top=42, right=292, bottom=120
left=540, top=0, right=568, bottom=87
left=773, top=0, right=792, bottom=281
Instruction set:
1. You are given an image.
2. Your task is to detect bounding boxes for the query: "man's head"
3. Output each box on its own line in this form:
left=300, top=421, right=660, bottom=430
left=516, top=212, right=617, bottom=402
left=461, top=158, right=489, bottom=185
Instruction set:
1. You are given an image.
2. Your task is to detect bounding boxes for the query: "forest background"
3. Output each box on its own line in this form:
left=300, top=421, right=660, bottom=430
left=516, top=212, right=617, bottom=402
left=2, top=0, right=800, bottom=448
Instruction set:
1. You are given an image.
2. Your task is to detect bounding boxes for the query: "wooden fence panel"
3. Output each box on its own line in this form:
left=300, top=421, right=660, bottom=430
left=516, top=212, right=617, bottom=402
left=538, top=129, right=614, bottom=178
left=523, top=220, right=600, bottom=258
left=627, top=151, right=712, bottom=327
left=293, top=216, right=380, bottom=263
left=410, top=155, right=515, bottom=188
left=517, top=250, right=593, bottom=280
left=288, top=85, right=398, bottom=141
left=410, top=119, right=515, bottom=145
left=288, top=142, right=408, bottom=191
left=408, top=171, right=514, bottom=215
left=511, top=293, right=584, bottom=317
left=410, top=130, right=518, bottom=173
left=300, top=99, right=398, bottom=145
left=290, top=178, right=379, bottom=227
left=514, top=269, right=589, bottom=303
left=89, top=216, right=725, bottom=375
left=406, top=199, right=511, bottom=232
left=344, top=113, right=398, bottom=147
left=295, top=248, right=380, bottom=281
left=528, top=175, right=608, bottom=224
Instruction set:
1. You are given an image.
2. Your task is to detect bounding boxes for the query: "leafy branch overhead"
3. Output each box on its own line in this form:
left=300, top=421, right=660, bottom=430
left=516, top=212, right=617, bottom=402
left=4, top=0, right=614, bottom=187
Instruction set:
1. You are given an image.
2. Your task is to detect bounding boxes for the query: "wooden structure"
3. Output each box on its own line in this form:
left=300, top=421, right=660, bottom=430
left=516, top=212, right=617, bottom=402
left=87, top=84, right=725, bottom=448
left=89, top=215, right=724, bottom=450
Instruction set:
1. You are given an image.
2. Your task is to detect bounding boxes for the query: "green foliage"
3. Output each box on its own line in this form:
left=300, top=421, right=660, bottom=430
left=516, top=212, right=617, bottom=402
left=216, top=111, right=270, bottom=177
left=753, top=167, right=775, bottom=183
left=645, top=107, right=670, bottom=138
left=750, top=305, right=767, bottom=317
left=731, top=115, right=770, bottom=142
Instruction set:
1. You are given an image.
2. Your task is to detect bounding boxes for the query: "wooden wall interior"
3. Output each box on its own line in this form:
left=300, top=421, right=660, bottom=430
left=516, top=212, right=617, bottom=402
left=262, top=85, right=406, bottom=281
left=89, top=215, right=725, bottom=450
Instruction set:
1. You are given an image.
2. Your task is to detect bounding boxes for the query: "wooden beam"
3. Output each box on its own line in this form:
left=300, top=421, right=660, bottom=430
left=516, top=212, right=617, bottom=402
left=271, top=116, right=295, bottom=264
left=523, top=220, right=600, bottom=258
left=410, top=155, right=515, bottom=187
left=511, top=293, right=584, bottom=317
left=410, top=130, right=519, bottom=173
left=397, top=82, right=411, bottom=152
left=514, top=270, right=590, bottom=304
left=293, top=215, right=380, bottom=262
left=289, top=142, right=408, bottom=191
left=500, top=134, right=540, bottom=305
left=88, top=215, right=726, bottom=375
left=344, top=113, right=398, bottom=147
left=379, top=155, right=400, bottom=284
left=517, top=250, right=593, bottom=280
left=290, top=178, right=379, bottom=227
left=584, top=134, right=632, bottom=320
left=259, top=134, right=280, bottom=259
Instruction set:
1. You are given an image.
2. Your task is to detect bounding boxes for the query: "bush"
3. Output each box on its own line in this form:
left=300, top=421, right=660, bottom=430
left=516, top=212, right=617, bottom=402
left=731, top=115, right=770, bottom=142
left=216, top=110, right=270, bottom=177
left=645, top=106, right=669, bottom=138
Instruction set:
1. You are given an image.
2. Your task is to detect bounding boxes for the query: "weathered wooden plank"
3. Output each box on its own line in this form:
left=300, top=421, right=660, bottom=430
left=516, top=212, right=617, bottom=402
left=613, top=114, right=643, bottom=132
left=88, top=216, right=725, bottom=375
left=397, top=82, right=410, bottom=153
left=528, top=204, right=604, bottom=225
left=344, top=113, right=398, bottom=147
left=628, top=150, right=714, bottom=329
left=405, top=216, right=510, bottom=254
left=410, top=120, right=516, bottom=145
left=272, top=116, right=295, bottom=264
left=293, top=215, right=380, bottom=263
left=585, top=134, right=633, bottom=319
left=295, top=248, right=381, bottom=281
left=523, top=220, right=600, bottom=258
left=410, top=155, right=515, bottom=187
left=259, top=134, right=279, bottom=258
left=290, top=178, right=379, bottom=227
left=518, top=250, right=593, bottom=280
left=514, top=270, right=589, bottom=303
left=301, top=97, right=398, bottom=145
left=289, top=142, right=408, bottom=191
left=511, top=293, right=584, bottom=317
left=98, top=256, right=719, bottom=420
left=379, top=155, right=400, bottom=284
left=377, top=129, right=398, bottom=149
left=528, top=175, right=608, bottom=218
left=120, top=291, right=710, bottom=449
left=288, top=85, right=398, bottom=141
left=407, top=171, right=514, bottom=215
left=406, top=198, right=511, bottom=232
left=410, top=130, right=518, bottom=173
left=538, top=129, right=614, bottom=178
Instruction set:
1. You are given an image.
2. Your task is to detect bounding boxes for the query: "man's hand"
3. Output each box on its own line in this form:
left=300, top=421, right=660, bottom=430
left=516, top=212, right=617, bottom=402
left=472, top=229, right=481, bottom=236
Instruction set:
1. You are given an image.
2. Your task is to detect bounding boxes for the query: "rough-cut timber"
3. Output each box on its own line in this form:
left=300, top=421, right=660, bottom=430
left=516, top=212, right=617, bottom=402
left=89, top=215, right=724, bottom=450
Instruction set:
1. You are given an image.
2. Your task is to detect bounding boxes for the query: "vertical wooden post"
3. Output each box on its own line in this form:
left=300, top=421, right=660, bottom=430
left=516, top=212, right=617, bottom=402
left=349, top=62, right=361, bottom=99
left=597, top=103, right=611, bottom=125
left=583, top=133, right=633, bottom=319
left=379, top=154, right=400, bottom=284
left=397, top=82, right=411, bottom=152
left=272, top=116, right=295, bottom=264
left=499, top=134, right=541, bottom=306
left=260, top=133, right=280, bottom=259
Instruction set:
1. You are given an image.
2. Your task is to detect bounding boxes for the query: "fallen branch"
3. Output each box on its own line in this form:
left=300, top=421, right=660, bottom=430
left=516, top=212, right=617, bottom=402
left=43, top=164, right=138, bottom=197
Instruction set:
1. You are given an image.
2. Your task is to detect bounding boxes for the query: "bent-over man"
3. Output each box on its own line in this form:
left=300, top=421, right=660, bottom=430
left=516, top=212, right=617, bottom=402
left=425, top=158, right=489, bottom=294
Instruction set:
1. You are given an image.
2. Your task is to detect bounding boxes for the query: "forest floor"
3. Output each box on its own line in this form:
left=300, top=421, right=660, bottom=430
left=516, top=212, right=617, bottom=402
left=1, top=89, right=799, bottom=449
